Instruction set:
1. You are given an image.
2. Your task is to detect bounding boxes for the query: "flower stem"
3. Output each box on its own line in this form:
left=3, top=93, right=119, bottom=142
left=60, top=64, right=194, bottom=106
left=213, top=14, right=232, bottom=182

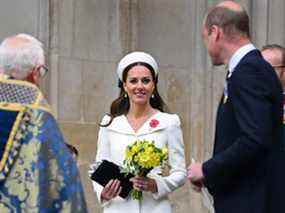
left=131, top=189, right=142, bottom=200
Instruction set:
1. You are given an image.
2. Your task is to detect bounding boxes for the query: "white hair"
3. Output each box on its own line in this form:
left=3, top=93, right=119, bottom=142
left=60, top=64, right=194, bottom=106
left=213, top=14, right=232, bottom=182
left=0, top=33, right=45, bottom=79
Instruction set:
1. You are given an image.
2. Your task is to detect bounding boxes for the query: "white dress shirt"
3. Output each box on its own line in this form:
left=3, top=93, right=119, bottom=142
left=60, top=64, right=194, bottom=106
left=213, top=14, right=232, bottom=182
left=224, top=43, right=256, bottom=100
left=228, top=43, right=256, bottom=78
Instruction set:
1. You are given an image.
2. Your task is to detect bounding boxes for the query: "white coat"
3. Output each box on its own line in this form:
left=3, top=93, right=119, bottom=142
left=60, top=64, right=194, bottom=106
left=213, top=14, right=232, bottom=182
left=91, top=112, right=187, bottom=213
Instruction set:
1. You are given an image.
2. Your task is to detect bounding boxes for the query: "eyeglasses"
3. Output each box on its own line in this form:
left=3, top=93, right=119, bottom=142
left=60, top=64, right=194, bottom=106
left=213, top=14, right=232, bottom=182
left=272, top=65, right=285, bottom=69
left=39, top=65, right=49, bottom=77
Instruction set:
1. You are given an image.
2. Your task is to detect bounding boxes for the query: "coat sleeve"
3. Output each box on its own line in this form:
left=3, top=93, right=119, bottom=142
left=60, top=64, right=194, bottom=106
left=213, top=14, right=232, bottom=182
left=150, top=114, right=187, bottom=199
left=202, top=63, right=276, bottom=189
left=90, top=115, right=111, bottom=206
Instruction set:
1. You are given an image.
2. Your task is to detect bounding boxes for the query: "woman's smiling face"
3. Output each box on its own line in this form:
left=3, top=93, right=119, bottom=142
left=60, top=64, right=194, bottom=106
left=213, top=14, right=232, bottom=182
left=124, top=65, right=155, bottom=106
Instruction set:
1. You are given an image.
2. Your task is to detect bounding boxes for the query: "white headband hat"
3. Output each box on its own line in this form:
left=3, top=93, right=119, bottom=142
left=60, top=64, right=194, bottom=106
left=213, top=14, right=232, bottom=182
left=116, top=51, right=158, bottom=81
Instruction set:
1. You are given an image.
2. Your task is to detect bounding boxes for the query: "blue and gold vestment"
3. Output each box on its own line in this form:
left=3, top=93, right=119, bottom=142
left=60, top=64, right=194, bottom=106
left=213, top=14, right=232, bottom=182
left=0, top=76, right=87, bottom=212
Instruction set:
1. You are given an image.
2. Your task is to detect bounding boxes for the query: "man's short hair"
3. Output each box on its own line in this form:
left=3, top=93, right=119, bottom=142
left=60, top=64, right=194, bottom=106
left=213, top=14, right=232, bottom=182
left=0, top=33, right=44, bottom=79
left=262, top=44, right=285, bottom=65
left=204, top=6, right=250, bottom=39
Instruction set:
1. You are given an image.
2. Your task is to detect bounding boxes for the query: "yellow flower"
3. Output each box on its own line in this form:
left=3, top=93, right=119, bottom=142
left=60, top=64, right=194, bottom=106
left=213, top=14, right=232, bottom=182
left=123, top=140, right=169, bottom=200
left=162, top=147, right=168, bottom=155
left=131, top=144, right=140, bottom=154
left=145, top=146, right=154, bottom=154
left=162, top=147, right=168, bottom=159
left=125, top=148, right=133, bottom=159
left=124, top=140, right=168, bottom=172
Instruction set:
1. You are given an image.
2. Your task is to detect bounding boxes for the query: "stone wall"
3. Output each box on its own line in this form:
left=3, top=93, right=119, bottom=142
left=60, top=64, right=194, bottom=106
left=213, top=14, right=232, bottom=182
left=0, top=0, right=285, bottom=212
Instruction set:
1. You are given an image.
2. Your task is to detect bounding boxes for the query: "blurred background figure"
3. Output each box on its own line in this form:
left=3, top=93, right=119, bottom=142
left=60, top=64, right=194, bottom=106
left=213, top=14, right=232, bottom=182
left=262, top=44, right=285, bottom=91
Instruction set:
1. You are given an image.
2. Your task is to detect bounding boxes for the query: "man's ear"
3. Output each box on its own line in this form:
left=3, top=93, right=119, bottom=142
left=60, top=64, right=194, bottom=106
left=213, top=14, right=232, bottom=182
left=26, top=67, right=39, bottom=84
left=210, top=25, right=221, bottom=41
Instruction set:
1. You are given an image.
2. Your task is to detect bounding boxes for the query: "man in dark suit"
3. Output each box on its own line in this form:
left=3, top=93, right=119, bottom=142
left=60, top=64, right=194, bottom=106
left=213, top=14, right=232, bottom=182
left=188, top=1, right=284, bottom=213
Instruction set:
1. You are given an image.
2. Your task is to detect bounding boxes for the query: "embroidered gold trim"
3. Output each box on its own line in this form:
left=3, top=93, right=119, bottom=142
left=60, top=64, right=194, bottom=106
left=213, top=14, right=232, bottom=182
left=0, top=109, right=25, bottom=172
left=0, top=77, right=54, bottom=175
left=0, top=102, right=52, bottom=115
left=0, top=77, right=53, bottom=115
left=0, top=77, right=39, bottom=90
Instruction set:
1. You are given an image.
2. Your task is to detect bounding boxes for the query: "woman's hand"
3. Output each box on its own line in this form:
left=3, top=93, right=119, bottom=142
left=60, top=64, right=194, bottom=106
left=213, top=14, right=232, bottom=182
left=130, top=176, right=158, bottom=193
left=101, top=179, right=122, bottom=202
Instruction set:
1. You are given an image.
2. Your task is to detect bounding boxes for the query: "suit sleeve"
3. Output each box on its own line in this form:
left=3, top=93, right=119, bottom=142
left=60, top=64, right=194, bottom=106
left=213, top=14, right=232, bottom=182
left=91, top=115, right=111, bottom=206
left=149, top=114, right=187, bottom=199
left=203, top=63, right=274, bottom=189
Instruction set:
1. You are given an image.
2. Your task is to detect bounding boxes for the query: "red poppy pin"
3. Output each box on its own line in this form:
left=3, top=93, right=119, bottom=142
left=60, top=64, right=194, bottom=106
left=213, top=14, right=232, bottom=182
left=149, top=119, right=159, bottom=128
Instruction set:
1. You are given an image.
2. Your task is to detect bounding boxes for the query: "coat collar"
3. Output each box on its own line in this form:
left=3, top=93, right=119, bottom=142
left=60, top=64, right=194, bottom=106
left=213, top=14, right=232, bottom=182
left=228, top=43, right=256, bottom=78
left=106, top=112, right=168, bottom=136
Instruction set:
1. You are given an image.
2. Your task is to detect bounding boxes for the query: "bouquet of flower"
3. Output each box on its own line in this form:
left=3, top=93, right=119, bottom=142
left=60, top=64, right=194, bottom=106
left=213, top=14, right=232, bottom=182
left=122, top=139, right=168, bottom=200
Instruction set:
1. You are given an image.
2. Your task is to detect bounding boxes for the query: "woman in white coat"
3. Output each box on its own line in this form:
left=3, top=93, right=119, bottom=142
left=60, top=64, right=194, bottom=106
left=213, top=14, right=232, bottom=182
left=91, top=51, right=187, bottom=213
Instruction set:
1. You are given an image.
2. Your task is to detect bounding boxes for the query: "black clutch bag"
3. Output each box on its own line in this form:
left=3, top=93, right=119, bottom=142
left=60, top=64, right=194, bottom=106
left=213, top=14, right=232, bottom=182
left=90, top=160, right=134, bottom=198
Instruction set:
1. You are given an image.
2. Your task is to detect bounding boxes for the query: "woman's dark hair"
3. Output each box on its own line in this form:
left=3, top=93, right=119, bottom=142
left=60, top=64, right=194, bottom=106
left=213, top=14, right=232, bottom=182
left=101, top=62, right=166, bottom=127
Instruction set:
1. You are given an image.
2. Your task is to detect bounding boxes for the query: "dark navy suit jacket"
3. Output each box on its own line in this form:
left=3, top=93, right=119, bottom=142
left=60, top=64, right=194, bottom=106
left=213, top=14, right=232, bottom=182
left=202, top=50, right=284, bottom=213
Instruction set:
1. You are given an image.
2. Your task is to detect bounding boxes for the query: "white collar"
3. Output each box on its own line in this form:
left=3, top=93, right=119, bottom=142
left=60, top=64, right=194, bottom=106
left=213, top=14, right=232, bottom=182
left=106, top=112, right=168, bottom=136
left=228, top=43, right=256, bottom=77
